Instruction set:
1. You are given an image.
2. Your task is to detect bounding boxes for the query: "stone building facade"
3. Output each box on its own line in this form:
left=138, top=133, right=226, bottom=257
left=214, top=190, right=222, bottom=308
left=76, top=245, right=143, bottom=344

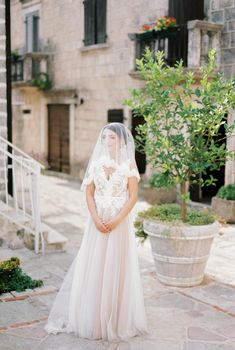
left=10, top=0, right=235, bottom=201
left=205, top=0, right=235, bottom=78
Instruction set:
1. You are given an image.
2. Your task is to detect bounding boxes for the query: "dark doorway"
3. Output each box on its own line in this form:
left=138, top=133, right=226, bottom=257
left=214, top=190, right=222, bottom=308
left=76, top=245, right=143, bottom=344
left=168, top=0, right=204, bottom=66
left=189, top=118, right=226, bottom=203
left=132, top=114, right=146, bottom=174
left=48, top=104, right=70, bottom=173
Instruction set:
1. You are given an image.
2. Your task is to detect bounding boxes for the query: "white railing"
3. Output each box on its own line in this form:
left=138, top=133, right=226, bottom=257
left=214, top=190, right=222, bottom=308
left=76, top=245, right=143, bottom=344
left=0, top=136, right=45, bottom=254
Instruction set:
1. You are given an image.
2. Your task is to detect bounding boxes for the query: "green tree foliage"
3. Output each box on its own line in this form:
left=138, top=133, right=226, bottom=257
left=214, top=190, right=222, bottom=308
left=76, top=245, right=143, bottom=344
left=125, top=49, right=235, bottom=220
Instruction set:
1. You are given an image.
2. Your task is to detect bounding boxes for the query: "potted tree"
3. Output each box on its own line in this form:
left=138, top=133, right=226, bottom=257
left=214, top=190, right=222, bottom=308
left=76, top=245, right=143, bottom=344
left=125, top=49, right=235, bottom=287
left=212, top=184, right=235, bottom=223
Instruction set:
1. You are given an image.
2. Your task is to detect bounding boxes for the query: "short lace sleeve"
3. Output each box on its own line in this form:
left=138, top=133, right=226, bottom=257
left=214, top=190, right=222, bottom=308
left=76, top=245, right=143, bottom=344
left=127, top=161, right=140, bottom=182
left=80, top=160, right=96, bottom=191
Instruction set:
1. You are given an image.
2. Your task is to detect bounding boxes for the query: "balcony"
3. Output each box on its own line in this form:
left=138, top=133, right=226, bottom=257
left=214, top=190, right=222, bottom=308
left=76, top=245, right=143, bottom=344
left=11, top=51, right=51, bottom=90
left=187, top=20, right=223, bottom=68
left=133, top=25, right=182, bottom=68
left=11, top=56, right=24, bottom=82
left=129, top=20, right=223, bottom=76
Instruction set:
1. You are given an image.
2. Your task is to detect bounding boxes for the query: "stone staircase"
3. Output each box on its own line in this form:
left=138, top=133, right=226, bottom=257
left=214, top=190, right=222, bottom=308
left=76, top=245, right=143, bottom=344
left=0, top=136, right=68, bottom=254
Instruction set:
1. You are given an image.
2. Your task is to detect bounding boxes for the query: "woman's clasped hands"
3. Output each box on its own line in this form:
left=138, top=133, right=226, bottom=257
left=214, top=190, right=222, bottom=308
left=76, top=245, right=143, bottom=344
left=93, top=216, right=121, bottom=234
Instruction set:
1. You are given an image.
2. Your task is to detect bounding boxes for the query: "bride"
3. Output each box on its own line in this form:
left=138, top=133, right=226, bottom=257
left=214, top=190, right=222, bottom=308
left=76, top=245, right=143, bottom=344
left=44, top=122, right=149, bottom=341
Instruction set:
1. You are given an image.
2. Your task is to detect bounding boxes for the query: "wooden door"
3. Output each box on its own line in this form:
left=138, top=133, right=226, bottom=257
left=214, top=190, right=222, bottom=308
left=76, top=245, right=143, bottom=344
left=48, top=105, right=70, bottom=173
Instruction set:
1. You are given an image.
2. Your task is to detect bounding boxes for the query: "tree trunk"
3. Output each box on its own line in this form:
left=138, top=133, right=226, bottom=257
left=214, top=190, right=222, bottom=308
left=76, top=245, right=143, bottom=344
left=180, top=181, right=187, bottom=221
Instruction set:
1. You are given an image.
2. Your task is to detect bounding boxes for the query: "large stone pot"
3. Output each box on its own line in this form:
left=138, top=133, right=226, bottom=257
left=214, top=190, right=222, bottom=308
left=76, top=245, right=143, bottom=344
left=143, top=185, right=177, bottom=205
left=211, top=196, right=235, bottom=223
left=143, top=219, right=220, bottom=287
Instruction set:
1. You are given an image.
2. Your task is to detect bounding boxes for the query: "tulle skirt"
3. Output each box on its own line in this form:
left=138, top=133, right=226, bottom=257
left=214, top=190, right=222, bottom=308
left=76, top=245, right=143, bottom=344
left=44, top=212, right=149, bottom=341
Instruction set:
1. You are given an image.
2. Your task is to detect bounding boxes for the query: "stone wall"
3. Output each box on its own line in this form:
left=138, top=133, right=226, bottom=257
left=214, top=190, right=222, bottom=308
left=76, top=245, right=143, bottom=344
left=12, top=87, right=45, bottom=156
left=205, top=1, right=235, bottom=185
left=206, top=0, right=235, bottom=78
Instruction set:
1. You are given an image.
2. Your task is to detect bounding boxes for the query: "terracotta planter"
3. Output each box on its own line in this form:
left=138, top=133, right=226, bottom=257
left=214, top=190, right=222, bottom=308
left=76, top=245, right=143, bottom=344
left=143, top=219, right=220, bottom=287
left=212, top=196, right=235, bottom=223
left=143, top=185, right=177, bottom=205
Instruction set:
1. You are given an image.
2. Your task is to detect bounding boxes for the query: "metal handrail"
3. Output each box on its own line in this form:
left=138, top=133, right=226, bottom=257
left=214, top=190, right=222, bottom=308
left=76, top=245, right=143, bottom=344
left=0, top=135, right=45, bottom=169
left=0, top=137, right=45, bottom=254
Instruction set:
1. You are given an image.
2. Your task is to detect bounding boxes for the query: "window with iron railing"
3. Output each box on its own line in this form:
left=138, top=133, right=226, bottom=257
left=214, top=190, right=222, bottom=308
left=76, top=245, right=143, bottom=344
left=11, top=56, right=24, bottom=82
left=134, top=25, right=183, bottom=68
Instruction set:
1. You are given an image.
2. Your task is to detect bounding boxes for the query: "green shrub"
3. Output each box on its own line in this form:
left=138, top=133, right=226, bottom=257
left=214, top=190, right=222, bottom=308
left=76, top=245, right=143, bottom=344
left=135, top=203, right=215, bottom=244
left=31, top=72, right=52, bottom=91
left=217, top=184, right=235, bottom=200
left=148, top=172, right=176, bottom=189
left=0, top=257, right=43, bottom=294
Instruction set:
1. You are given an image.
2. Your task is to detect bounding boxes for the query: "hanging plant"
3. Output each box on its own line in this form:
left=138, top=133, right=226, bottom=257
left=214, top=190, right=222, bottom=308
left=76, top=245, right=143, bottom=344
left=11, top=50, right=21, bottom=62
left=31, top=72, right=52, bottom=91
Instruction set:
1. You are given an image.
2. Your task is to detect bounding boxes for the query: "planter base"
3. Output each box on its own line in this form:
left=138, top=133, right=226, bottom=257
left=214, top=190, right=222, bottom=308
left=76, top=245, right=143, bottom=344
left=157, top=272, right=204, bottom=287
left=212, top=196, right=235, bottom=223
left=144, top=220, right=220, bottom=287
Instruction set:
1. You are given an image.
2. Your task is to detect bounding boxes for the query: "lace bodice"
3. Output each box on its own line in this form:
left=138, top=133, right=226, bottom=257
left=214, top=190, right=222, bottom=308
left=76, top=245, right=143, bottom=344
left=84, top=156, right=140, bottom=220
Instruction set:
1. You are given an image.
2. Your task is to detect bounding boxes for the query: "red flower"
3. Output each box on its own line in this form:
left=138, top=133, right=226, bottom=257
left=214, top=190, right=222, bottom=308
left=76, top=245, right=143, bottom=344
left=142, top=24, right=151, bottom=31
left=141, top=16, right=176, bottom=32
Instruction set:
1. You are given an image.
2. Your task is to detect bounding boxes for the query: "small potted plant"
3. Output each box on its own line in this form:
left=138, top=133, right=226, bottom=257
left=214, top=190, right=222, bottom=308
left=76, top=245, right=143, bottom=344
left=125, top=48, right=235, bottom=287
left=141, top=16, right=177, bottom=32
left=212, top=184, right=235, bottom=223
left=31, top=72, right=52, bottom=91
left=139, top=16, right=178, bottom=41
left=143, top=172, right=177, bottom=205
left=155, top=16, right=177, bottom=31
left=11, top=49, right=21, bottom=62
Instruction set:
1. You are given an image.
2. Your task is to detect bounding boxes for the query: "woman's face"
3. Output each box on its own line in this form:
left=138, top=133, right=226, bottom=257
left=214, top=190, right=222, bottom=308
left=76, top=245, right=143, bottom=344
left=102, top=129, right=120, bottom=153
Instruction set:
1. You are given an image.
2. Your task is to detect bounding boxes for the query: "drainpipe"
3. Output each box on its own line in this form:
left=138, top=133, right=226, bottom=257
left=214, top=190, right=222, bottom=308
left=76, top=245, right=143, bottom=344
left=5, top=0, right=13, bottom=196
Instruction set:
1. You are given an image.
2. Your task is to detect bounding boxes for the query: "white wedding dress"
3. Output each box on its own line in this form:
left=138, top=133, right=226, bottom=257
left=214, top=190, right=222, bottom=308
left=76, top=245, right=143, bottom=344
left=44, top=156, right=149, bottom=341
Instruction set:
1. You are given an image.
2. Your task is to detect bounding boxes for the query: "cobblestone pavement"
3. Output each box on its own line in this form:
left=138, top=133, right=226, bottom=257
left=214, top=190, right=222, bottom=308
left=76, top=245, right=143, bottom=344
left=0, top=173, right=235, bottom=350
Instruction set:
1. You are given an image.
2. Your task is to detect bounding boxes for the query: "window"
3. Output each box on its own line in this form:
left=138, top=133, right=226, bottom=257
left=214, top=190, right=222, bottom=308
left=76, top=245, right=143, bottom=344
left=107, top=110, right=124, bottom=123
left=25, top=11, right=39, bottom=52
left=84, top=0, right=107, bottom=46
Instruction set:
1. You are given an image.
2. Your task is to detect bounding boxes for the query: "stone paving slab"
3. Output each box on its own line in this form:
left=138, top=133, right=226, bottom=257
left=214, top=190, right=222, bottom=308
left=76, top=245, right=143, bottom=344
left=1, top=277, right=235, bottom=349
left=180, top=283, right=235, bottom=316
left=183, top=342, right=235, bottom=350
left=0, top=299, right=47, bottom=328
left=0, top=334, right=40, bottom=350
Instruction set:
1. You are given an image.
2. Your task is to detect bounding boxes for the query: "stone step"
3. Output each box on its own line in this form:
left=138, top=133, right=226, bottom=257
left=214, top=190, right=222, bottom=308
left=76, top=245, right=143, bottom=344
left=0, top=201, right=31, bottom=225
left=23, top=226, right=68, bottom=253
left=0, top=200, right=68, bottom=253
left=41, top=222, right=68, bottom=252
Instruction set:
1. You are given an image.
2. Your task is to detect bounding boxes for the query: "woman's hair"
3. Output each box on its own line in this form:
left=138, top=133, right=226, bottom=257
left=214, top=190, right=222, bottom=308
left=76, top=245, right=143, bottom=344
left=103, top=123, right=128, bottom=144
